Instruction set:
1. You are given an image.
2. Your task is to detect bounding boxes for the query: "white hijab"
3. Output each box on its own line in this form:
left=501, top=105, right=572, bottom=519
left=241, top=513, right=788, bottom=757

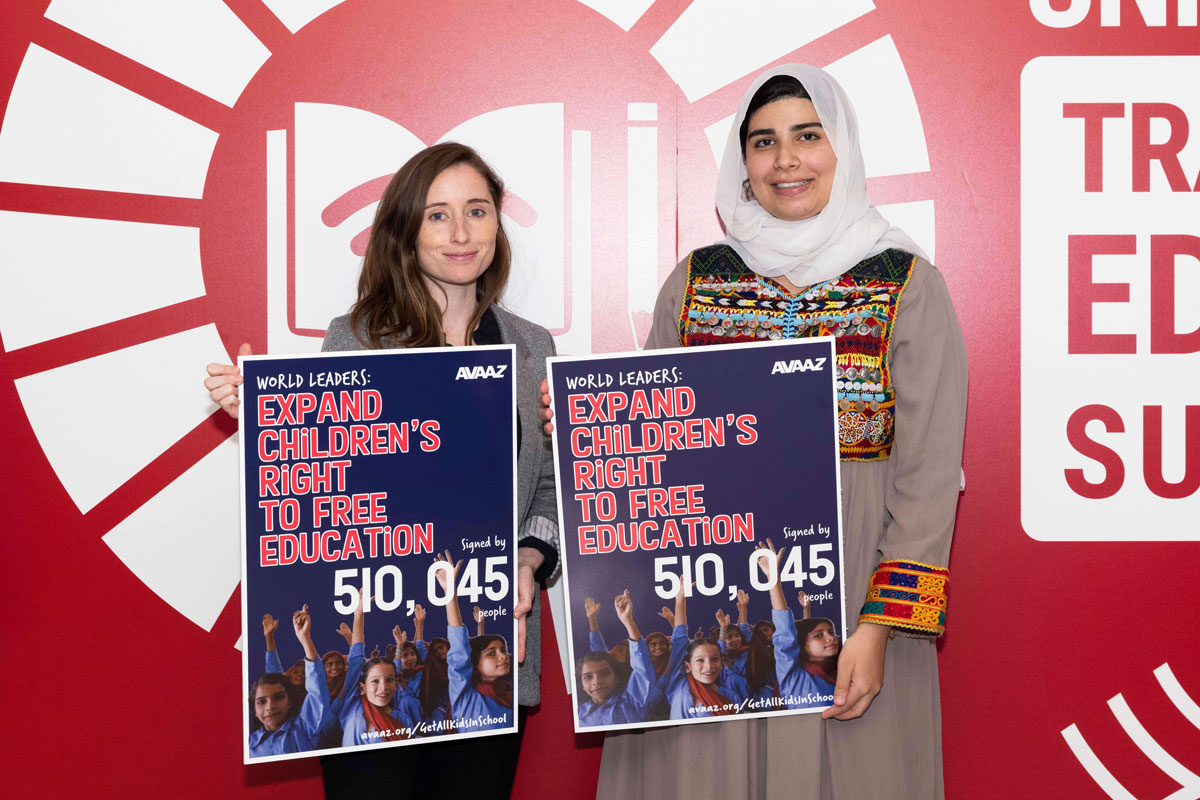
left=717, top=64, right=926, bottom=285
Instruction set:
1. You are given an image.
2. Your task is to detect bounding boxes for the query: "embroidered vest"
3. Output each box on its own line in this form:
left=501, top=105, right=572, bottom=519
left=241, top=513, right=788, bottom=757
left=677, top=245, right=914, bottom=461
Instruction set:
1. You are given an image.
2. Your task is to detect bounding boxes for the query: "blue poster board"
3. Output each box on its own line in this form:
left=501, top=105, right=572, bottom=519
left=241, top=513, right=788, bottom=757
left=239, top=346, right=517, bottom=763
left=549, top=338, right=845, bottom=733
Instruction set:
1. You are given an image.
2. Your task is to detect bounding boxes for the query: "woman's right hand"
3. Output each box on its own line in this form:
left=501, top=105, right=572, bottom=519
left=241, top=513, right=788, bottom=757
left=538, top=379, right=554, bottom=434
left=204, top=343, right=252, bottom=418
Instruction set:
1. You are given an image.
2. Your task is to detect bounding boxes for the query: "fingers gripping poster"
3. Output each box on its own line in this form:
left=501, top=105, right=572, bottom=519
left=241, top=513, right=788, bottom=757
left=549, top=339, right=846, bottom=733
left=239, top=346, right=518, bottom=763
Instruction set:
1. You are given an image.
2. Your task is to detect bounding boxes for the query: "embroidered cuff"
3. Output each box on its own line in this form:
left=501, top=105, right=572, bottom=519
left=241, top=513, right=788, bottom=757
left=857, top=560, right=948, bottom=637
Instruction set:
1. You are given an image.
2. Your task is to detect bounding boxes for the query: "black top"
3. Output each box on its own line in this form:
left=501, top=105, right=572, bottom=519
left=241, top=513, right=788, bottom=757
left=474, top=307, right=556, bottom=582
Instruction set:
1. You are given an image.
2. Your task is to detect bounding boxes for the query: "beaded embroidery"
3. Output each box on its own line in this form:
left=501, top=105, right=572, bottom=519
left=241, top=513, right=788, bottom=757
left=677, top=244, right=915, bottom=461
left=858, top=560, right=949, bottom=636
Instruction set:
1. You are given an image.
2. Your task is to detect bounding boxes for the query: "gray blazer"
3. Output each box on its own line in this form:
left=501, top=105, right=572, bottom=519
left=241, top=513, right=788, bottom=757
left=321, top=306, right=560, bottom=706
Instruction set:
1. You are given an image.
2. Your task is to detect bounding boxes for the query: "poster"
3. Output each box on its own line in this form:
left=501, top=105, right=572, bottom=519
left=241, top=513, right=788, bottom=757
left=548, top=339, right=846, bottom=733
left=239, top=346, right=518, bottom=763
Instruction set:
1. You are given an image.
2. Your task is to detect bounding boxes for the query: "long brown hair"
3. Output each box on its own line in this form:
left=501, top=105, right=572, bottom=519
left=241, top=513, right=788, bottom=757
left=350, top=142, right=512, bottom=348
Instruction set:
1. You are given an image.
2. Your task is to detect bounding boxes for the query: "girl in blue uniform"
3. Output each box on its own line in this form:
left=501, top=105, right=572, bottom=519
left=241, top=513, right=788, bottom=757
left=434, top=550, right=513, bottom=733
left=753, top=541, right=836, bottom=709
left=248, top=605, right=329, bottom=758
left=575, top=590, right=656, bottom=726
left=664, top=584, right=749, bottom=720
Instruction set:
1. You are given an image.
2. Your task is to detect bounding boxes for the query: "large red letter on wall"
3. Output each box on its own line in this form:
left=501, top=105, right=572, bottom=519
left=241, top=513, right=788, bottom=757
left=1150, top=234, right=1200, bottom=354
left=1065, top=404, right=1125, bottom=499
left=1068, top=234, right=1137, bottom=354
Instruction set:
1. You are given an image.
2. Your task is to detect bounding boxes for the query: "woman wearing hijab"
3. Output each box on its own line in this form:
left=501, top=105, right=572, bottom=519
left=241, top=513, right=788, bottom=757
left=593, top=64, right=966, bottom=800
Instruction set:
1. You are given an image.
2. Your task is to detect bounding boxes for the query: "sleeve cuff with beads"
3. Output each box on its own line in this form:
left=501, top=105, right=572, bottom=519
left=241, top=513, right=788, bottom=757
left=857, top=560, right=948, bottom=637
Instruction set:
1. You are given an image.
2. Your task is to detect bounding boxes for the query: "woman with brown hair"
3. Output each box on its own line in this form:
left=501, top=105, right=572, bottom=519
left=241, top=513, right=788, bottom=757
left=205, top=142, right=559, bottom=799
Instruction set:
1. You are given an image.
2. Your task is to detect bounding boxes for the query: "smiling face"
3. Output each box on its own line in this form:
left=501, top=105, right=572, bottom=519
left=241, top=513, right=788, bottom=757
left=431, top=641, right=449, bottom=661
left=580, top=658, right=618, bottom=704
left=743, top=97, right=837, bottom=222
left=610, top=641, right=630, bottom=664
left=722, top=628, right=745, bottom=650
left=415, top=162, right=498, bottom=296
left=399, top=644, right=419, bottom=672
left=322, top=654, right=346, bottom=682
left=360, top=662, right=397, bottom=708
left=254, top=681, right=291, bottom=732
left=476, top=639, right=511, bottom=681
left=684, top=643, right=723, bottom=686
left=804, top=622, right=840, bottom=660
left=646, top=635, right=669, bottom=660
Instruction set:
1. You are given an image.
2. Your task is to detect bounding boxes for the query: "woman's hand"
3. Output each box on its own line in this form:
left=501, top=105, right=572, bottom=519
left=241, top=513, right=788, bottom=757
left=473, top=605, right=485, bottom=636
left=514, top=545, right=543, bottom=663
left=798, top=590, right=811, bottom=620
left=657, top=605, right=675, bottom=628
left=821, top=622, right=889, bottom=721
left=204, top=343, right=252, bottom=419
left=335, top=622, right=353, bottom=646
left=715, top=608, right=730, bottom=629
left=392, top=625, right=406, bottom=648
left=538, top=379, right=554, bottom=434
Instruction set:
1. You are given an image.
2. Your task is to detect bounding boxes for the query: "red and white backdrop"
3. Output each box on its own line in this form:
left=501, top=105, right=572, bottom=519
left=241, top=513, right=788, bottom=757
left=1, top=0, right=1197, bottom=796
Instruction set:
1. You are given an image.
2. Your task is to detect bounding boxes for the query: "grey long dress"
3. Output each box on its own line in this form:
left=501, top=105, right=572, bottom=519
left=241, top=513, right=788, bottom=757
left=596, top=256, right=967, bottom=800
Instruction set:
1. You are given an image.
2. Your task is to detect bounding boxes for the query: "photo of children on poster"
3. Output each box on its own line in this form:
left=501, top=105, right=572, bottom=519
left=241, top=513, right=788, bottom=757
left=239, top=346, right=518, bottom=763
left=548, top=338, right=846, bottom=733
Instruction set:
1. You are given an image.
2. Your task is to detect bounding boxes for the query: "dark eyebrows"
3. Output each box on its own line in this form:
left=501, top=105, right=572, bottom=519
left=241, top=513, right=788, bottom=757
left=746, top=122, right=823, bottom=140
left=424, top=198, right=494, bottom=210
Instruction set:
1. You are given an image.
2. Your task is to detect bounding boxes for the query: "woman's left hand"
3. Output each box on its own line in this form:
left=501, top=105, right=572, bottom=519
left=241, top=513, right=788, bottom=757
left=821, top=622, right=889, bottom=721
left=514, top=545, right=544, bottom=664
left=538, top=379, right=554, bottom=434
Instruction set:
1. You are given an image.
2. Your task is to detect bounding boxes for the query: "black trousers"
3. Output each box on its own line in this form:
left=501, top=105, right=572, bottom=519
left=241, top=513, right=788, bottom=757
left=320, top=706, right=527, bottom=799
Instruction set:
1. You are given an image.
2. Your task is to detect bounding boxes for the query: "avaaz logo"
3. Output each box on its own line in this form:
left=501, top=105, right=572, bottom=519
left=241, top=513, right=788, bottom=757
left=456, top=365, right=509, bottom=381
left=771, top=357, right=828, bottom=374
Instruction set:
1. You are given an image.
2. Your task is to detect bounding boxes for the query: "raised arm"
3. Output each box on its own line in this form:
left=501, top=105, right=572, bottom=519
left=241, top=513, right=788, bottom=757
left=292, top=604, right=319, bottom=663
left=434, top=550, right=464, bottom=629
left=351, top=588, right=366, bottom=646
left=753, top=539, right=789, bottom=611
left=657, top=605, right=675, bottom=629
left=674, top=580, right=688, bottom=629
left=473, top=606, right=485, bottom=637
left=293, top=604, right=330, bottom=733
left=614, top=590, right=642, bottom=643
left=413, top=603, right=426, bottom=643
left=585, top=596, right=608, bottom=653
left=615, top=591, right=655, bottom=710
left=263, top=613, right=283, bottom=674
left=335, top=622, right=353, bottom=649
